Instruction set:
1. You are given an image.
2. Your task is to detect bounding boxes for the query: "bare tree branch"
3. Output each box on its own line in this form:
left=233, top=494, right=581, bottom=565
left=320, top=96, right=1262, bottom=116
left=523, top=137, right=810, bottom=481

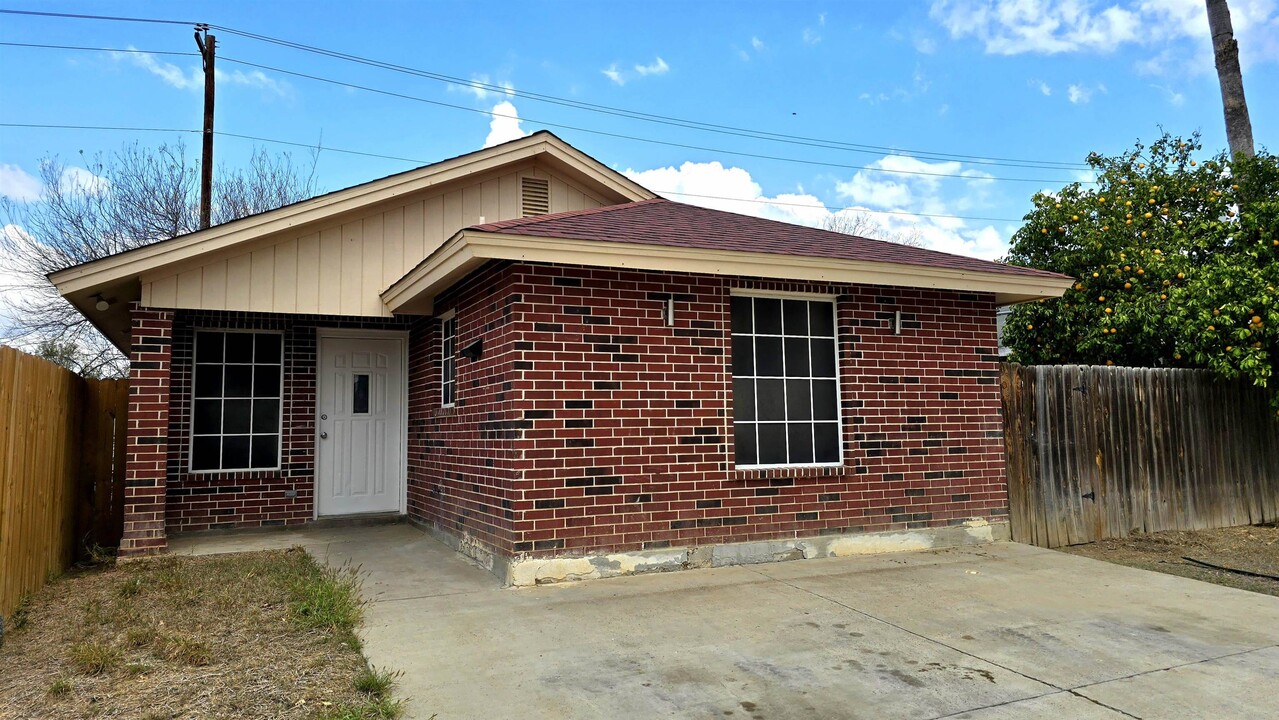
left=822, top=211, right=927, bottom=247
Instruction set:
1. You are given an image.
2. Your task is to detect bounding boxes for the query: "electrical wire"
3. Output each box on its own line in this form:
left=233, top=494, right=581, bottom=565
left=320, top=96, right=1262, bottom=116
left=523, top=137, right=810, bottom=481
left=0, top=122, right=1025, bottom=223
left=0, top=41, right=196, bottom=56
left=0, top=7, right=1093, bottom=171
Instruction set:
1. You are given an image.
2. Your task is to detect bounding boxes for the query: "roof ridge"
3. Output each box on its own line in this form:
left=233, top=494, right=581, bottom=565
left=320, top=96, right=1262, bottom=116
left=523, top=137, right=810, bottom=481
left=471, top=197, right=668, bottom=232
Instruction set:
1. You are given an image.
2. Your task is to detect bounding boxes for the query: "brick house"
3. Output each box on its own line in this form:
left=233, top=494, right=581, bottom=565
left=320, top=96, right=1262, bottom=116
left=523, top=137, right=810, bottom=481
left=52, top=132, right=1072, bottom=584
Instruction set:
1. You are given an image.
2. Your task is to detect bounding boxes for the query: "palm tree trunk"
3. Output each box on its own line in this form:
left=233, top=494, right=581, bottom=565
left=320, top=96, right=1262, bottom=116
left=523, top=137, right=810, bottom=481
left=1206, top=0, right=1255, bottom=158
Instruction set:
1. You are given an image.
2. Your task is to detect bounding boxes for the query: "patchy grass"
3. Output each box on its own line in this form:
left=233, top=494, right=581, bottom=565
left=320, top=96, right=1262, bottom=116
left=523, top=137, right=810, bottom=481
left=0, top=548, right=402, bottom=719
left=1062, top=523, right=1279, bottom=597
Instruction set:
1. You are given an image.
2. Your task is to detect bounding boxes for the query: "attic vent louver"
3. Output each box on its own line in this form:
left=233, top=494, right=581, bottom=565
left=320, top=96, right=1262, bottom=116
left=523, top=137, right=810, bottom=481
left=521, top=177, right=550, bottom=217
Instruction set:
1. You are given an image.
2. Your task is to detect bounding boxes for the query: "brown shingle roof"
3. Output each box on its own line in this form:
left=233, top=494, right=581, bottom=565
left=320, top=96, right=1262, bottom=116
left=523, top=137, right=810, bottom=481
left=471, top=199, right=1067, bottom=281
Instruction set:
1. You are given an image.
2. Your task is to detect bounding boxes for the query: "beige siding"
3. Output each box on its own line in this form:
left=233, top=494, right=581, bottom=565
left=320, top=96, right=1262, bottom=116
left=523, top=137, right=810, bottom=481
left=139, top=164, right=613, bottom=317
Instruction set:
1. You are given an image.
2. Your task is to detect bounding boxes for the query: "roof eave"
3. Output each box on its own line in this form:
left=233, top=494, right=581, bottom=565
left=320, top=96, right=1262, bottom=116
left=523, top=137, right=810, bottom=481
left=381, top=230, right=1074, bottom=314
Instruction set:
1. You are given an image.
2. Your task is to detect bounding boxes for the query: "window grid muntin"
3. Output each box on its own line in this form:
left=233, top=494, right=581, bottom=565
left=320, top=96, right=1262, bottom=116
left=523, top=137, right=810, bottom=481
left=441, top=316, right=457, bottom=407
left=731, top=295, right=842, bottom=469
left=190, top=330, right=284, bottom=473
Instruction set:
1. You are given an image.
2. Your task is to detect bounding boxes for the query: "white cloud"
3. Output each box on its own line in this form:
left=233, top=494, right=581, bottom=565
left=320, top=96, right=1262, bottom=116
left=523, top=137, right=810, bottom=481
left=58, top=167, right=110, bottom=196
left=802, top=27, right=822, bottom=45
left=112, top=47, right=291, bottom=98
left=624, top=156, right=1011, bottom=260
left=483, top=100, right=528, bottom=148
left=0, top=224, right=44, bottom=322
left=914, top=36, right=938, bottom=54
left=1067, top=83, right=1091, bottom=104
left=601, top=64, right=625, bottom=86
left=930, top=0, right=1279, bottom=67
left=0, top=164, right=41, bottom=202
left=1152, top=84, right=1186, bottom=106
left=634, top=57, right=669, bottom=76
left=448, top=74, right=514, bottom=101
left=751, top=36, right=766, bottom=51
left=1031, top=79, right=1052, bottom=95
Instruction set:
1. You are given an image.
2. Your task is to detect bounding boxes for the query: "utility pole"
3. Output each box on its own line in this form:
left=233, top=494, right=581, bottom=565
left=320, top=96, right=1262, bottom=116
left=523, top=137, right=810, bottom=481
left=195, top=24, right=216, bottom=229
left=1206, top=0, right=1255, bottom=158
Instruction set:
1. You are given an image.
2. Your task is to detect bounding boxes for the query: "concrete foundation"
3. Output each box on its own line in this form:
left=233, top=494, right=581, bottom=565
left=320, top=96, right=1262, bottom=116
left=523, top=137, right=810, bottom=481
left=493, top=519, right=1007, bottom=587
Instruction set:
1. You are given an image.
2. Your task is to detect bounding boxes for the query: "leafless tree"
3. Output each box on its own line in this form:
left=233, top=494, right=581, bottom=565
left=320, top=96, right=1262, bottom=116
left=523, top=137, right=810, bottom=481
left=823, top=211, right=927, bottom=247
left=1206, top=0, right=1255, bottom=158
left=0, top=140, right=319, bottom=376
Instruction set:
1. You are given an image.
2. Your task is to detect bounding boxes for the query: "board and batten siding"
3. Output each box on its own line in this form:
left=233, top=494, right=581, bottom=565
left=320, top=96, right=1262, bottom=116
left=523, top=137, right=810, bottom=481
left=140, top=165, right=610, bottom=317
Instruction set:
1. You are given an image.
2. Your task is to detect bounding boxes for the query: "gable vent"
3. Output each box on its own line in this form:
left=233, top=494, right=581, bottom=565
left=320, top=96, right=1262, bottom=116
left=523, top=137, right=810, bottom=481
left=520, top=177, right=550, bottom=217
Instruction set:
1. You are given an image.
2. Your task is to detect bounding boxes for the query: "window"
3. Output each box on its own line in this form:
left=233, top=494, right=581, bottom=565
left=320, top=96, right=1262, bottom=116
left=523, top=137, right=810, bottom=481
left=191, top=331, right=282, bottom=472
left=352, top=374, right=370, bottom=414
left=731, top=294, right=841, bottom=467
left=441, top=313, right=456, bottom=407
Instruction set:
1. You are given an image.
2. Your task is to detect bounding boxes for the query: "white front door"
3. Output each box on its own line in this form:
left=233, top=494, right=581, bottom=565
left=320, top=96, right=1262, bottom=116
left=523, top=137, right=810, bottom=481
left=316, top=335, right=405, bottom=517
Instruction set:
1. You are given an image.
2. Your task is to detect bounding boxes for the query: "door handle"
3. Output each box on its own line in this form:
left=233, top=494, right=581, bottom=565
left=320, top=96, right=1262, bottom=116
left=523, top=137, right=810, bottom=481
left=320, top=431, right=328, bottom=440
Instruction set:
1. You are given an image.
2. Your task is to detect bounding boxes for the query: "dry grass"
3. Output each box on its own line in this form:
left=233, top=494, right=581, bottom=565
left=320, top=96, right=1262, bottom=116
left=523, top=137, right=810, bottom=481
left=0, top=548, right=402, bottom=719
left=1062, top=523, right=1279, bottom=597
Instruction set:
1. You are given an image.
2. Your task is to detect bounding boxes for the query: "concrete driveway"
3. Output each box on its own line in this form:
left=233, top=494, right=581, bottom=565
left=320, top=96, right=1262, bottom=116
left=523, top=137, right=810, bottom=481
left=177, top=524, right=1279, bottom=719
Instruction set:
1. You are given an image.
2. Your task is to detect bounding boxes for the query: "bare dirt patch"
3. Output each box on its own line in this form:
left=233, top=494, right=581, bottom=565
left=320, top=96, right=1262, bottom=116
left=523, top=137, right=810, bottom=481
left=0, top=548, right=400, bottom=719
left=1061, top=524, right=1279, bottom=597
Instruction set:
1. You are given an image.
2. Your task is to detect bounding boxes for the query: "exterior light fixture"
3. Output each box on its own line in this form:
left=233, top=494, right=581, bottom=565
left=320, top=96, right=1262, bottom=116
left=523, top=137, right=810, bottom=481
left=94, top=295, right=111, bottom=312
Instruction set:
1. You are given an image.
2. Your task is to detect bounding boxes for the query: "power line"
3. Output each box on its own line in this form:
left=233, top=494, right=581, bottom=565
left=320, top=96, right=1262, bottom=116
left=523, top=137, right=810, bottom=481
left=216, top=55, right=1089, bottom=185
left=0, top=7, right=1092, bottom=170
left=0, top=122, right=1025, bottom=223
left=0, top=8, right=195, bottom=25
left=0, top=41, right=196, bottom=56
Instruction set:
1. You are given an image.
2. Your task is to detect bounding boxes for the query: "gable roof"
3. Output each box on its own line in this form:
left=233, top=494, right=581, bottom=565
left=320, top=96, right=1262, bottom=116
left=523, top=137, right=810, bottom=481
left=472, top=198, right=1067, bottom=282
left=382, top=199, right=1074, bottom=314
left=49, top=131, right=654, bottom=350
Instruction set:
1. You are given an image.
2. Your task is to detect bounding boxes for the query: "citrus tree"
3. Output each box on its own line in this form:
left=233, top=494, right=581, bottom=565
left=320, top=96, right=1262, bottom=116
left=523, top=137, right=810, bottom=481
left=1002, top=133, right=1279, bottom=404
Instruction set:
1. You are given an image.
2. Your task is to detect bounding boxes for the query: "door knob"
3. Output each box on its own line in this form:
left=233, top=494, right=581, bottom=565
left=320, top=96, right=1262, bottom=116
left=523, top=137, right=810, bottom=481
left=320, top=431, right=328, bottom=439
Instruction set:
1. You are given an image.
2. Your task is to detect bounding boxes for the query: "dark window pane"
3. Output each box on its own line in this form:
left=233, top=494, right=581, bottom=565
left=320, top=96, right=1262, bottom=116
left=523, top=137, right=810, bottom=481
left=731, top=335, right=754, bottom=376
left=811, top=339, right=837, bottom=378
left=734, top=423, right=758, bottom=466
left=252, top=400, right=279, bottom=434
left=730, top=296, right=753, bottom=334
left=758, top=424, right=787, bottom=465
left=756, top=380, right=785, bottom=422
left=192, top=436, right=221, bottom=470
left=254, top=333, right=282, bottom=363
left=251, top=435, right=278, bottom=468
left=195, top=332, right=223, bottom=363
left=732, top=378, right=755, bottom=421
left=254, top=365, right=280, bottom=397
left=755, top=337, right=783, bottom=376
left=194, top=365, right=222, bottom=398
left=193, top=399, right=222, bottom=435
left=353, top=374, right=370, bottom=414
left=784, top=338, right=810, bottom=377
left=222, top=435, right=251, bottom=469
left=814, top=423, right=841, bottom=463
left=222, top=399, right=252, bottom=434
left=755, top=298, right=782, bottom=334
left=786, top=380, right=812, bottom=421
left=788, top=422, right=814, bottom=464
left=783, top=299, right=809, bottom=336
left=811, top=301, right=835, bottom=337
left=225, top=333, right=254, bottom=363
left=813, top=380, right=839, bottom=421
left=224, top=365, right=253, bottom=398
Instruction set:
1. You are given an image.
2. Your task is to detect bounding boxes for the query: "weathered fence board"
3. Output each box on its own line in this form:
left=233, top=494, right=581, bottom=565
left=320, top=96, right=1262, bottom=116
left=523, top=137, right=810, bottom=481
left=0, top=347, right=128, bottom=620
left=1003, top=363, right=1279, bottom=547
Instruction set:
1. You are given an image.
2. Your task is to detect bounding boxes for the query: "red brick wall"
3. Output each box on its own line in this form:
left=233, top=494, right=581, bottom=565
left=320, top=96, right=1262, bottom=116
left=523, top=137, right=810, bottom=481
left=163, top=310, right=411, bottom=533
left=407, top=262, right=524, bottom=554
left=491, top=264, right=1006, bottom=556
left=120, top=305, right=174, bottom=557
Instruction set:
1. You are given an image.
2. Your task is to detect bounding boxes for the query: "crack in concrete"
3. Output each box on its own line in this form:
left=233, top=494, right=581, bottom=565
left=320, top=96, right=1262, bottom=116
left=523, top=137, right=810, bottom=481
left=748, top=565, right=1144, bottom=720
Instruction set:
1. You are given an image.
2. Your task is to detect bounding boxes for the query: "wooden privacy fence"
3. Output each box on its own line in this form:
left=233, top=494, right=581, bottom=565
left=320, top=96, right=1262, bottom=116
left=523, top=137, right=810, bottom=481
left=0, top=347, right=128, bottom=620
left=1001, top=363, right=1279, bottom=548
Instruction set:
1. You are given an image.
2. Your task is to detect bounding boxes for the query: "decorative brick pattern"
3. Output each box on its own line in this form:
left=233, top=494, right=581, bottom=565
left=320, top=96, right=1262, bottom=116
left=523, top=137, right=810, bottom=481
left=120, top=305, right=175, bottom=557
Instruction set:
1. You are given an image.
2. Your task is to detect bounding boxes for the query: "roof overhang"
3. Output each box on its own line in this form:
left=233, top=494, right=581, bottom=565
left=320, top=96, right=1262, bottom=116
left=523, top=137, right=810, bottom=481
left=382, top=230, right=1075, bottom=315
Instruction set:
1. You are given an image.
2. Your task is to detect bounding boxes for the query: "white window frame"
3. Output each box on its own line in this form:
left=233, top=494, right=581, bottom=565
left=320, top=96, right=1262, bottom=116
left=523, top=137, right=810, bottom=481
left=729, top=290, right=844, bottom=470
left=188, top=328, right=285, bottom=474
left=439, top=309, right=457, bottom=408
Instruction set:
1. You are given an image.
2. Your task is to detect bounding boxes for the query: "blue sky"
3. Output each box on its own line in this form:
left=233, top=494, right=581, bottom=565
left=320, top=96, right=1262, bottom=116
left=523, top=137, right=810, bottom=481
left=2, top=0, right=1277, bottom=263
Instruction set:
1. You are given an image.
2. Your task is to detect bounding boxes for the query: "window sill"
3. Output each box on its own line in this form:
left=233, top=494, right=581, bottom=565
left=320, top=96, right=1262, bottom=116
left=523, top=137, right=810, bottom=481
left=731, top=464, right=855, bottom=481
